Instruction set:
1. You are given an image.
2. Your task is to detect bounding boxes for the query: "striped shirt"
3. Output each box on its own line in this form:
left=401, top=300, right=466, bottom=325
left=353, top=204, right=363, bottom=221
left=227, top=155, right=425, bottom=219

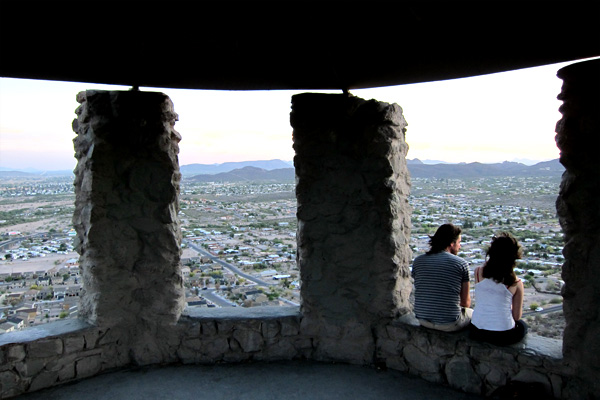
left=411, top=251, right=469, bottom=324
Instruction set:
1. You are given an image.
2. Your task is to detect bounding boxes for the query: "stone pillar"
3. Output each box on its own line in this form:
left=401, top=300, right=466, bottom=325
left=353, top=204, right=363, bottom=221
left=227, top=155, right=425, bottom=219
left=72, top=90, right=185, bottom=329
left=555, top=59, right=600, bottom=396
left=291, top=93, right=412, bottom=363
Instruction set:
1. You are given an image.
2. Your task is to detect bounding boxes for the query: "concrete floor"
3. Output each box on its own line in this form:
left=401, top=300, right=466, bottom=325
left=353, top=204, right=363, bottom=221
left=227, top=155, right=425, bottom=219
left=17, top=361, right=485, bottom=400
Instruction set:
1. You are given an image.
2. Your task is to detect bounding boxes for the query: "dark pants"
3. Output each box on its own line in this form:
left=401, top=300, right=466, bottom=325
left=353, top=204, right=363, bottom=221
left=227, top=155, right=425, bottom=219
left=469, top=320, right=528, bottom=346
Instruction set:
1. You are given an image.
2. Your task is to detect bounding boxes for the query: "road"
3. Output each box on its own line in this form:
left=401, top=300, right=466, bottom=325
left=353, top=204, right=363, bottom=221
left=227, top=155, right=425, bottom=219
left=184, top=240, right=275, bottom=287
left=522, top=304, right=563, bottom=317
left=0, top=233, right=47, bottom=251
left=198, top=288, right=237, bottom=308
left=184, top=240, right=301, bottom=308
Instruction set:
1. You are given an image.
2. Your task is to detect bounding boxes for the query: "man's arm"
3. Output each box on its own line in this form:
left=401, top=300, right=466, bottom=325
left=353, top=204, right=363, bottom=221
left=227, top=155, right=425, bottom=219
left=460, top=281, right=471, bottom=308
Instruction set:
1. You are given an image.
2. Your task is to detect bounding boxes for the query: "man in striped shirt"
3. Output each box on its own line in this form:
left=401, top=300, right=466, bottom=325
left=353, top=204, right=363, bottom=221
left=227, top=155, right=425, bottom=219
left=411, top=223, right=472, bottom=332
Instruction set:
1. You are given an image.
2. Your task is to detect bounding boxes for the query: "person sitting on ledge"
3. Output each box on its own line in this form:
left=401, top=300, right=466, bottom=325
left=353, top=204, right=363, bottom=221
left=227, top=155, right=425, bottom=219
left=411, top=223, right=473, bottom=332
left=470, top=232, right=528, bottom=345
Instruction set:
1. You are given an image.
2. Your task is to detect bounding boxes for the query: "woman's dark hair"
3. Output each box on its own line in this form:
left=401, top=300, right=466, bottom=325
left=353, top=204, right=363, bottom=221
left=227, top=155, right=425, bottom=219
left=427, top=224, right=462, bottom=254
left=482, top=232, right=523, bottom=286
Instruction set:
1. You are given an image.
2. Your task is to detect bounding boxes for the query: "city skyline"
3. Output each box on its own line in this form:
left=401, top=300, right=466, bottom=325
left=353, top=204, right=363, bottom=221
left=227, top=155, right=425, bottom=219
left=1, top=58, right=596, bottom=171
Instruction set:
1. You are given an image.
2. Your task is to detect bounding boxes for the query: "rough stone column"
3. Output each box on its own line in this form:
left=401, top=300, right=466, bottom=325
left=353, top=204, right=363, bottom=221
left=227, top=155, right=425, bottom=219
left=72, top=90, right=185, bottom=330
left=555, top=59, right=600, bottom=396
left=291, top=93, right=412, bottom=363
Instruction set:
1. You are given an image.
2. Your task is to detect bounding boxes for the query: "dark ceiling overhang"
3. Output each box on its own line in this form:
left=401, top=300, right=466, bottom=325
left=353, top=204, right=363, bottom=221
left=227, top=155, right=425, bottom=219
left=1, top=1, right=599, bottom=91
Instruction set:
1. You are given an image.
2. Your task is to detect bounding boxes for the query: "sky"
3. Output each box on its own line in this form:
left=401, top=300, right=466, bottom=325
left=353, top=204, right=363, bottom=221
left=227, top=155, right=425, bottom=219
left=0, top=58, right=595, bottom=171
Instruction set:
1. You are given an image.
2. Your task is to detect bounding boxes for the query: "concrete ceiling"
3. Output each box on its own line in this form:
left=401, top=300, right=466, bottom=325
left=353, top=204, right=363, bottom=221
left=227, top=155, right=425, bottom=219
left=1, top=2, right=599, bottom=91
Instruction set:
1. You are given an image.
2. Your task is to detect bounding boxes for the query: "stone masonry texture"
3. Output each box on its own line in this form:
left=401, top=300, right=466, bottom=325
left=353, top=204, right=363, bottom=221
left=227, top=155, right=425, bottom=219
left=291, top=93, right=412, bottom=363
left=0, top=313, right=576, bottom=399
left=71, top=90, right=185, bottom=329
left=555, top=58, right=600, bottom=397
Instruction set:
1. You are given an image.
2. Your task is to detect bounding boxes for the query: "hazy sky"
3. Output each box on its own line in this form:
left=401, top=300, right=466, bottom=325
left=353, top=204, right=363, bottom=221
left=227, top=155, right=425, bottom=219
left=0, top=58, right=594, bottom=171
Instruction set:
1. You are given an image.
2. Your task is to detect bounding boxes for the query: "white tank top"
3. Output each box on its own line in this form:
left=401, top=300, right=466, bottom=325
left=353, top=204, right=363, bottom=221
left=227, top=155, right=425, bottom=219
left=472, top=279, right=515, bottom=331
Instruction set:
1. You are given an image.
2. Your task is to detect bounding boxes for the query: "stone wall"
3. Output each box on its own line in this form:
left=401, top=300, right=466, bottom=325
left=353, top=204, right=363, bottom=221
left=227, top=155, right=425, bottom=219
left=555, top=59, right=600, bottom=396
left=0, top=309, right=308, bottom=397
left=378, top=318, right=578, bottom=399
left=0, top=312, right=583, bottom=398
left=291, top=93, right=412, bottom=363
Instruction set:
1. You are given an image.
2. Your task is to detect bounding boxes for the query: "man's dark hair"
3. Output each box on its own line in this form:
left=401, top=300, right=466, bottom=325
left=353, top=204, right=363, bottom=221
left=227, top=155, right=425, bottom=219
left=427, top=224, right=462, bottom=254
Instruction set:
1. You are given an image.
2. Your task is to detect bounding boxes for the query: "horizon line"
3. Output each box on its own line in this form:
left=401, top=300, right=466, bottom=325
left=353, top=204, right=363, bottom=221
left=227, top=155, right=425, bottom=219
left=0, top=158, right=560, bottom=173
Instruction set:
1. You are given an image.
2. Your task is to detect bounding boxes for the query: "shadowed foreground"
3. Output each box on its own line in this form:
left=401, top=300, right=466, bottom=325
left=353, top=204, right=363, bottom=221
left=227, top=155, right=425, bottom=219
left=18, top=361, right=484, bottom=400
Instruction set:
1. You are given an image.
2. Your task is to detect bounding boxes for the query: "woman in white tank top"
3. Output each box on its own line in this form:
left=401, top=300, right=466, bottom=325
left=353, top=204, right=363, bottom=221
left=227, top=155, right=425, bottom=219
left=469, top=232, right=528, bottom=345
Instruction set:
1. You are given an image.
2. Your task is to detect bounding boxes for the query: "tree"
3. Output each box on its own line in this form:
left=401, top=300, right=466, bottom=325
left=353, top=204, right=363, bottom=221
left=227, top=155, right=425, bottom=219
left=529, top=303, right=539, bottom=311
left=210, top=271, right=223, bottom=280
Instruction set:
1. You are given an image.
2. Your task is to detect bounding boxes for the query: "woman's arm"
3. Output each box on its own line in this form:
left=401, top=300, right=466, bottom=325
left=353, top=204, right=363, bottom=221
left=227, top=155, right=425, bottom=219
left=511, top=280, right=524, bottom=321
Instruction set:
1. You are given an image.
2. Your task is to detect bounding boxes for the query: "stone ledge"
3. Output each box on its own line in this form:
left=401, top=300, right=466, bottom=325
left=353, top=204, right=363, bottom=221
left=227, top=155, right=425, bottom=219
left=0, top=308, right=302, bottom=348
left=384, top=318, right=567, bottom=397
left=182, top=306, right=301, bottom=321
left=0, top=319, right=93, bottom=347
left=511, top=334, right=563, bottom=360
left=390, top=318, right=563, bottom=360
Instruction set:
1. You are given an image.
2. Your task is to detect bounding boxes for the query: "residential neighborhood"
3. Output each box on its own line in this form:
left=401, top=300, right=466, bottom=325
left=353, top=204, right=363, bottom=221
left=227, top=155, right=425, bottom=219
left=1, top=173, right=565, bottom=338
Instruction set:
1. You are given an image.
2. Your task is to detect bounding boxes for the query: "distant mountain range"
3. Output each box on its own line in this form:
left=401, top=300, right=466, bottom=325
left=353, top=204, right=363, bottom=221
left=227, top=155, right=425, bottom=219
left=0, top=159, right=294, bottom=178
left=183, top=159, right=564, bottom=182
left=180, top=159, right=293, bottom=176
left=187, top=166, right=296, bottom=183
left=0, top=159, right=564, bottom=182
left=406, top=158, right=564, bottom=178
left=0, top=169, right=74, bottom=178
